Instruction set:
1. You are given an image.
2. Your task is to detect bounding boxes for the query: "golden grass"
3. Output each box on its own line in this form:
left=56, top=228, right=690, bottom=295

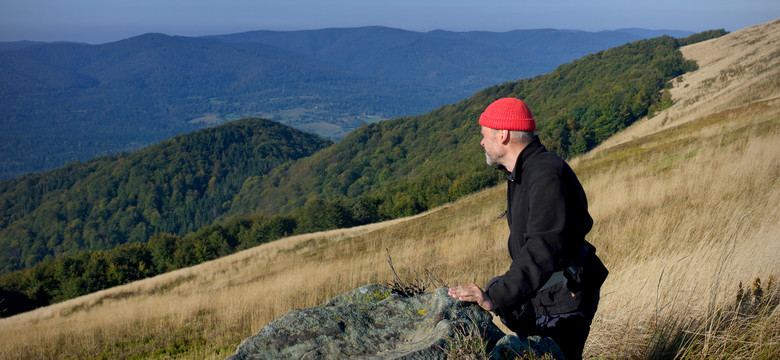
left=1, top=19, right=779, bottom=360
left=579, top=99, right=780, bottom=358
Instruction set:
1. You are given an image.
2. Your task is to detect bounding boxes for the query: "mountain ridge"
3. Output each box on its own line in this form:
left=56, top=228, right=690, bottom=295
left=1, top=26, right=691, bottom=180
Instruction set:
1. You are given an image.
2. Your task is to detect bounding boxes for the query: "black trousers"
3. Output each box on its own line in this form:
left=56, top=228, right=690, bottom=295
left=534, top=311, right=594, bottom=360
left=487, top=278, right=599, bottom=360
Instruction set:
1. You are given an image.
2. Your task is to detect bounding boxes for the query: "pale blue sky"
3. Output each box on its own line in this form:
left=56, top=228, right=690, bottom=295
left=1, top=0, right=778, bottom=44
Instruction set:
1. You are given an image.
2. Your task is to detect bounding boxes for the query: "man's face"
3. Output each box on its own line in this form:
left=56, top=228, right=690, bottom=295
left=480, top=126, right=503, bottom=166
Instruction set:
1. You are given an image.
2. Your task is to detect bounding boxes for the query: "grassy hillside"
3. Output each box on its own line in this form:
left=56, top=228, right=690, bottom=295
left=0, top=19, right=776, bottom=359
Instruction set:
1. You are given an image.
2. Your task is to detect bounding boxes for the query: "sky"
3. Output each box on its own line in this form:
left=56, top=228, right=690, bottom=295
left=1, top=0, right=778, bottom=44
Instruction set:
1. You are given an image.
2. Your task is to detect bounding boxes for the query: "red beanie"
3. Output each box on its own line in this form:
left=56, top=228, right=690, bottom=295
left=478, top=98, right=535, bottom=131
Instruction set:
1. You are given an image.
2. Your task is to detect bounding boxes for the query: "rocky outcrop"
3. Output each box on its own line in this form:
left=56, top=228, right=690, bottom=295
left=227, top=284, right=564, bottom=359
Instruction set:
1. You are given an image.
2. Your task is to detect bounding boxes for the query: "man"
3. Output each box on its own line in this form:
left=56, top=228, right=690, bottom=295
left=448, top=97, right=608, bottom=360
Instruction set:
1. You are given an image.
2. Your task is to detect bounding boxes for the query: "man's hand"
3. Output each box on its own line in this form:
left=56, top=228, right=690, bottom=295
left=448, top=284, right=495, bottom=311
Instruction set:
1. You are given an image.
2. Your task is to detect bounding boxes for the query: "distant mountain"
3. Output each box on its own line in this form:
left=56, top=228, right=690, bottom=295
left=0, top=33, right=399, bottom=179
left=615, top=28, right=693, bottom=39
left=1, top=27, right=690, bottom=180
left=212, top=26, right=686, bottom=90
left=0, top=41, right=49, bottom=51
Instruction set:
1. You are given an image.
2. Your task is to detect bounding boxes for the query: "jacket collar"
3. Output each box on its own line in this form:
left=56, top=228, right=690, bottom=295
left=496, top=135, right=544, bottom=182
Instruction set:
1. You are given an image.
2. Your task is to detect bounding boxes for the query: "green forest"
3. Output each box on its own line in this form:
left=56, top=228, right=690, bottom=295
left=0, top=118, right=331, bottom=273
left=0, top=31, right=727, bottom=317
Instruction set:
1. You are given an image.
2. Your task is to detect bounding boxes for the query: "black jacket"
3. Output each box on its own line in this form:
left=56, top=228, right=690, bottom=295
left=486, top=136, right=607, bottom=316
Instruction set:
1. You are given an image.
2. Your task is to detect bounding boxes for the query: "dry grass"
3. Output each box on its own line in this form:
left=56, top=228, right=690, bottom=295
left=1, top=19, right=779, bottom=360
left=578, top=98, right=780, bottom=358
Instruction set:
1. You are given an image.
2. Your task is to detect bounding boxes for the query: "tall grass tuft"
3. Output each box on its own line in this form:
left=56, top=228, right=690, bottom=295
left=673, top=276, right=779, bottom=360
left=443, top=321, right=493, bottom=360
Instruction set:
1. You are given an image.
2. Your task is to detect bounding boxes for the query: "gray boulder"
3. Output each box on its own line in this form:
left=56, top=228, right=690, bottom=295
left=227, top=284, right=564, bottom=359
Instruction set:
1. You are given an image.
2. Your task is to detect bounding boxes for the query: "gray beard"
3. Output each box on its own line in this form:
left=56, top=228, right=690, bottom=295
left=485, top=153, right=494, bottom=166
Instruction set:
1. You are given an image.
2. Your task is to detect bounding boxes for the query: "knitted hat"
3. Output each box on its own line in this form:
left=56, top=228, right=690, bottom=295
left=478, top=98, right=535, bottom=131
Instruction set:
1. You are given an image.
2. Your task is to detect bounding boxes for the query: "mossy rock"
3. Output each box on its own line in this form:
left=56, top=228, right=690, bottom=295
left=227, top=284, right=562, bottom=360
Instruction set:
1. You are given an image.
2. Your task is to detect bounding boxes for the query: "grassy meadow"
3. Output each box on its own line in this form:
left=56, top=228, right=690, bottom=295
left=1, top=21, right=779, bottom=360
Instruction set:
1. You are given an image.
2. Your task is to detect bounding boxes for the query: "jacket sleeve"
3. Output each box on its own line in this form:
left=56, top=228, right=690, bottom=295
left=487, top=158, right=582, bottom=314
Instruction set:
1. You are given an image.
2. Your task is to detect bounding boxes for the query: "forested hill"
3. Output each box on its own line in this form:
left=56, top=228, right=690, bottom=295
left=0, top=118, right=331, bottom=273
left=1, top=27, right=685, bottom=181
left=227, top=32, right=726, bottom=219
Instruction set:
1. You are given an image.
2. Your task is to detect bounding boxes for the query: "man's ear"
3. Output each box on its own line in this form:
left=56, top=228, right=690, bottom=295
left=499, top=130, right=511, bottom=144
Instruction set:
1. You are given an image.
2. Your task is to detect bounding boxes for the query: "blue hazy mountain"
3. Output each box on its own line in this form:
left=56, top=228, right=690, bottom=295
left=0, top=27, right=691, bottom=180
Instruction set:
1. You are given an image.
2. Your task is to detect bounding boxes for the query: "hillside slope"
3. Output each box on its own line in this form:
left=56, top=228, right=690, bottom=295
left=0, top=19, right=776, bottom=360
